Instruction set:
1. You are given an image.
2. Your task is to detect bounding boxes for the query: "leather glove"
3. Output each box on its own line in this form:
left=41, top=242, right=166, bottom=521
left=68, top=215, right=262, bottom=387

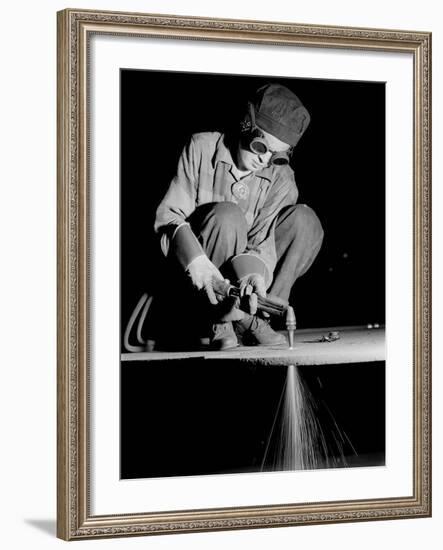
left=238, top=273, right=266, bottom=315
left=186, top=255, right=224, bottom=305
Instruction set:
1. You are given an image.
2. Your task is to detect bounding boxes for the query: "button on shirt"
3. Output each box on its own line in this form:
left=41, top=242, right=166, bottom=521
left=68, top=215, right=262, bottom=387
left=154, top=132, right=299, bottom=283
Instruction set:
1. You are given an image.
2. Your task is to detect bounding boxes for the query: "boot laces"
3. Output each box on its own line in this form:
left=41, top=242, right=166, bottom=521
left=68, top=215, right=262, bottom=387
left=212, top=322, right=233, bottom=337
left=248, top=316, right=271, bottom=335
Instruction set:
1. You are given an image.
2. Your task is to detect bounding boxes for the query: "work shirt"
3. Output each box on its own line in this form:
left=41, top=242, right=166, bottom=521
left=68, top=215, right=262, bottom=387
left=154, top=132, right=299, bottom=283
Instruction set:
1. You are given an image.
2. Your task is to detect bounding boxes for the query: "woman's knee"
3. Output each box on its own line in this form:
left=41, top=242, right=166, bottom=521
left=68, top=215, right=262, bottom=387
left=277, top=204, right=324, bottom=242
left=211, top=201, right=246, bottom=226
left=202, top=201, right=247, bottom=234
left=276, top=204, right=324, bottom=248
left=190, top=201, right=248, bottom=239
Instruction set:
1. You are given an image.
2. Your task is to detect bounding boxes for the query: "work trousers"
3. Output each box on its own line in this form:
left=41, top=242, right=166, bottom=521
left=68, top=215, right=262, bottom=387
left=149, top=201, right=323, bottom=347
left=188, top=201, right=324, bottom=303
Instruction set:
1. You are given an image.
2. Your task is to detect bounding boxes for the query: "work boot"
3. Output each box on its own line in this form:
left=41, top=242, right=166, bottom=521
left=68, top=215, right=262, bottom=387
left=235, top=315, right=287, bottom=346
left=210, top=322, right=239, bottom=350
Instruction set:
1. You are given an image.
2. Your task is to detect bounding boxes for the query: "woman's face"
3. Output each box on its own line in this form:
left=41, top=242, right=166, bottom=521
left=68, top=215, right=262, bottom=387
left=236, top=128, right=291, bottom=172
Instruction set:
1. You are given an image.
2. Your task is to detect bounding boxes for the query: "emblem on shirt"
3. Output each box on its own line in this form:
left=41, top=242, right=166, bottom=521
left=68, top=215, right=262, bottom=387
left=232, top=181, right=249, bottom=201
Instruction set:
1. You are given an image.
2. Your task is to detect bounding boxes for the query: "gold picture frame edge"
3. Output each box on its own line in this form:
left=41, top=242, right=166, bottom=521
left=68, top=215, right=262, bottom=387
left=56, top=7, right=431, bottom=541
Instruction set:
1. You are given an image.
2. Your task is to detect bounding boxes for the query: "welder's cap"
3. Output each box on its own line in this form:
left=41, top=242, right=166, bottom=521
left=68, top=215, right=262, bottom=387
left=250, top=84, right=311, bottom=147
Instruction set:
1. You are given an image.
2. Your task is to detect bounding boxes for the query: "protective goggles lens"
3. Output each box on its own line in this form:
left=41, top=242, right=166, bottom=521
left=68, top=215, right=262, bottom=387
left=248, top=133, right=293, bottom=166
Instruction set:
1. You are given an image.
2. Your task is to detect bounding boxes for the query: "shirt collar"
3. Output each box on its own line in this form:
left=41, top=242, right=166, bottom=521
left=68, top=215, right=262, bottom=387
left=212, top=133, right=273, bottom=182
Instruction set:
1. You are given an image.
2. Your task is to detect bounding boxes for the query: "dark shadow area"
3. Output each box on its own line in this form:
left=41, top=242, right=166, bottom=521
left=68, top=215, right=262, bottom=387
left=24, top=519, right=56, bottom=537
left=121, top=360, right=385, bottom=479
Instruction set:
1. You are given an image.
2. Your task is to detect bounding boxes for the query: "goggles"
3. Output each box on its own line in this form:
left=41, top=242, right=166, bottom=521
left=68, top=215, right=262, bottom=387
left=240, top=103, right=293, bottom=166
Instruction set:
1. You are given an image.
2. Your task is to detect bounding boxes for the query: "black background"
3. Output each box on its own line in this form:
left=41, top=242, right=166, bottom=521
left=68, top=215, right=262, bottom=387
left=120, top=70, right=386, bottom=479
left=121, top=361, right=385, bottom=478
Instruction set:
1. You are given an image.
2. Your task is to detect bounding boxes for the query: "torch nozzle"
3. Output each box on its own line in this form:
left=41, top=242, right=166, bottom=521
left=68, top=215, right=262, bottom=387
left=285, top=306, right=296, bottom=349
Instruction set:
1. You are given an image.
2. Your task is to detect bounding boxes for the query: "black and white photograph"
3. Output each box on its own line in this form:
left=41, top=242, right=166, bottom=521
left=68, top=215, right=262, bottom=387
left=120, top=70, right=386, bottom=479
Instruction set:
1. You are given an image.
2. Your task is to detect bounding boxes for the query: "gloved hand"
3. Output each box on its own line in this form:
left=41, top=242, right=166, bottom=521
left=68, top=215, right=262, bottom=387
left=186, top=254, right=224, bottom=305
left=238, top=273, right=267, bottom=315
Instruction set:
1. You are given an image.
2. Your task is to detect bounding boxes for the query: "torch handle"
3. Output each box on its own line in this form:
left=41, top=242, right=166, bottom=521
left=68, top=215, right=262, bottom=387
left=212, top=279, right=288, bottom=318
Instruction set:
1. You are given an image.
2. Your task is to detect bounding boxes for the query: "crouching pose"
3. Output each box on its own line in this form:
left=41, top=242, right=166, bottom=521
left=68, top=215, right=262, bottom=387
left=154, top=83, right=324, bottom=350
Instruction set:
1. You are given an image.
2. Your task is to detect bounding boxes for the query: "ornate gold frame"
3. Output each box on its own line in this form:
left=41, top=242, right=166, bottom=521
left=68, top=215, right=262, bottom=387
left=57, top=8, right=431, bottom=540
